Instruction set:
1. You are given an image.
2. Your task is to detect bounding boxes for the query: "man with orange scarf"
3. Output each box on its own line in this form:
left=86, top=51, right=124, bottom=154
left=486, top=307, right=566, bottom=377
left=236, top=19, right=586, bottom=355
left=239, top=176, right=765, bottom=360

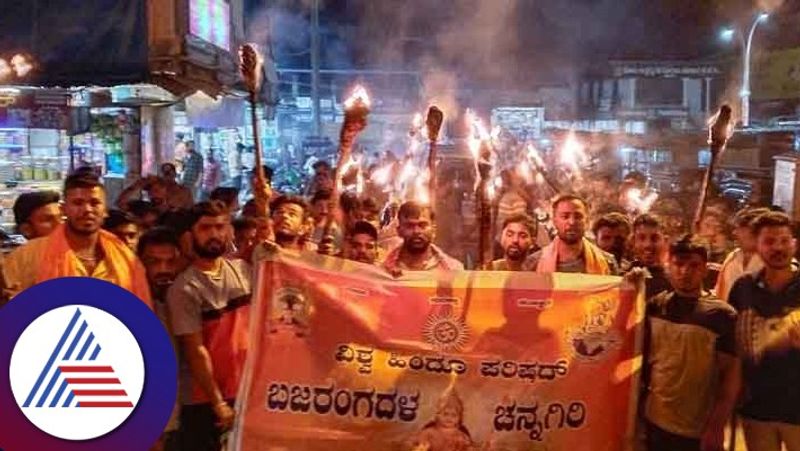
left=523, top=194, right=619, bottom=275
left=0, top=172, right=151, bottom=307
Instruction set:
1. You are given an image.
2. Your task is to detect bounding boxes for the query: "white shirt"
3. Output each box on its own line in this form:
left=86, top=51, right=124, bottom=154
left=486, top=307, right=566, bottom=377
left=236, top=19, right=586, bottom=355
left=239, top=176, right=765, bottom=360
left=715, top=248, right=764, bottom=302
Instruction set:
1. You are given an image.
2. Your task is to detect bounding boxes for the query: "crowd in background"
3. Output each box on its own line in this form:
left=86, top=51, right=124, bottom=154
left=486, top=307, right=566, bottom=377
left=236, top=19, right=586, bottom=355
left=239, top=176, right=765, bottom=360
left=0, top=140, right=798, bottom=451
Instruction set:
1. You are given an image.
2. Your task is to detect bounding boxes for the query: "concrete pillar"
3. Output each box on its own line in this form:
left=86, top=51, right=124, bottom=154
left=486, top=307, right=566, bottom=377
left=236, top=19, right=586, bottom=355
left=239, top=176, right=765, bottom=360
left=683, top=78, right=703, bottom=119
left=153, top=106, right=175, bottom=168
left=140, top=105, right=175, bottom=176
left=123, top=109, right=142, bottom=186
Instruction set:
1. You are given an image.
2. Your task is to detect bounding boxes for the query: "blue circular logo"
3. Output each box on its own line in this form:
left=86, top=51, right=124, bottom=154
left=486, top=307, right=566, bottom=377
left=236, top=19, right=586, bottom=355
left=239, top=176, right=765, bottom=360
left=0, top=277, right=177, bottom=451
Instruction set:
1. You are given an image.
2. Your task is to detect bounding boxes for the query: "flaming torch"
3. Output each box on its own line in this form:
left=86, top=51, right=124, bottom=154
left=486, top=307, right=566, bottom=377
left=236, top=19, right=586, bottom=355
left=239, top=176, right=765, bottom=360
left=425, top=106, right=444, bottom=216
left=466, top=110, right=497, bottom=268
left=526, top=143, right=560, bottom=194
left=559, top=130, right=588, bottom=184
left=693, top=104, right=733, bottom=233
left=320, top=84, right=371, bottom=245
left=625, top=188, right=659, bottom=214
left=239, top=43, right=269, bottom=217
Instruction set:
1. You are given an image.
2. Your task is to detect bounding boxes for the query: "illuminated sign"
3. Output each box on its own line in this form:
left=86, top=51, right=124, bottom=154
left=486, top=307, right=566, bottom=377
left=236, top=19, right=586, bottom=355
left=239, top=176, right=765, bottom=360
left=189, top=0, right=231, bottom=51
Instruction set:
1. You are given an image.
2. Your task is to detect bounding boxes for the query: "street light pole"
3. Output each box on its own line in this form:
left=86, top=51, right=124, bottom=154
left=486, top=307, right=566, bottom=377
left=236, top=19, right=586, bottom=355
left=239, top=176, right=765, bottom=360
left=740, top=13, right=769, bottom=127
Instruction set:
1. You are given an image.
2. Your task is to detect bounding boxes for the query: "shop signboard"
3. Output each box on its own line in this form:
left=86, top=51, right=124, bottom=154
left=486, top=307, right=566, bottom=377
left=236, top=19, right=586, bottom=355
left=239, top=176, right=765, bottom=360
left=773, top=156, right=798, bottom=217
left=189, top=0, right=232, bottom=51
left=0, top=90, right=70, bottom=130
left=491, top=107, right=545, bottom=141
left=611, top=61, right=721, bottom=78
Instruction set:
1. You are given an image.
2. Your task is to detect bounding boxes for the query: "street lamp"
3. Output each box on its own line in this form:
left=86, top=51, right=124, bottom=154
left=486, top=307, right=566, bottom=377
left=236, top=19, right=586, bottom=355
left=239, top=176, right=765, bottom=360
left=720, top=12, right=769, bottom=127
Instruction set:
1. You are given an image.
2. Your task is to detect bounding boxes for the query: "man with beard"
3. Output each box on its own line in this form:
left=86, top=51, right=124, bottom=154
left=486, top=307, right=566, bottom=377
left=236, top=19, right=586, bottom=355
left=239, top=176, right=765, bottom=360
left=642, top=235, right=739, bottom=451
left=251, top=195, right=308, bottom=264
left=627, top=214, right=672, bottom=299
left=344, top=220, right=379, bottom=265
left=383, top=201, right=463, bottom=273
left=1, top=172, right=150, bottom=306
left=167, top=201, right=252, bottom=451
left=592, top=212, right=631, bottom=267
left=137, top=227, right=185, bottom=451
left=524, top=194, right=618, bottom=275
left=489, top=214, right=536, bottom=271
left=728, top=212, right=800, bottom=451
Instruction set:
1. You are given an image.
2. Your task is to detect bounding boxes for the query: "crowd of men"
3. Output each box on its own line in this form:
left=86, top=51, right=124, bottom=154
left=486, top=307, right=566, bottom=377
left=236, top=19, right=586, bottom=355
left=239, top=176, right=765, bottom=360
left=0, top=159, right=798, bottom=451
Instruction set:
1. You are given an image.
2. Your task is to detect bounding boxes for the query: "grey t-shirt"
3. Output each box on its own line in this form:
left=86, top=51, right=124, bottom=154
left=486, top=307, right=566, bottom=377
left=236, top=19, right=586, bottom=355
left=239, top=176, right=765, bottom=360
left=168, top=258, right=252, bottom=336
left=522, top=249, right=620, bottom=275
left=167, top=258, right=252, bottom=405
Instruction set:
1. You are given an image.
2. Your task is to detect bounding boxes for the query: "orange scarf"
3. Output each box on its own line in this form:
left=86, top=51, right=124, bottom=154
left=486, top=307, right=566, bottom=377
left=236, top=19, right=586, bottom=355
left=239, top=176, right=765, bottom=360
left=36, top=224, right=152, bottom=309
left=536, top=237, right=611, bottom=275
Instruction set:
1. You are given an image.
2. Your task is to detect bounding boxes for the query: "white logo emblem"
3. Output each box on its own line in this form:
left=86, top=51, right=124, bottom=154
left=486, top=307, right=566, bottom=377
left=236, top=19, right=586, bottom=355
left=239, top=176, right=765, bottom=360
left=9, top=305, right=145, bottom=440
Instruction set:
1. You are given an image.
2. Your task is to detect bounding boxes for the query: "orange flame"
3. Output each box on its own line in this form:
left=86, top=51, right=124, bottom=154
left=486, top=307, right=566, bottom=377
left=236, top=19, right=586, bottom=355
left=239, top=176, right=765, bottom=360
left=560, top=131, right=586, bottom=171
left=526, top=143, right=545, bottom=168
left=412, top=112, right=423, bottom=130
left=338, top=155, right=363, bottom=192
left=11, top=55, right=32, bottom=77
left=398, top=159, right=417, bottom=187
left=625, top=188, right=659, bottom=213
left=517, top=160, right=533, bottom=184
left=344, top=85, right=371, bottom=109
left=414, top=169, right=431, bottom=205
left=0, top=59, right=10, bottom=79
left=370, top=164, right=393, bottom=186
left=466, top=109, right=492, bottom=161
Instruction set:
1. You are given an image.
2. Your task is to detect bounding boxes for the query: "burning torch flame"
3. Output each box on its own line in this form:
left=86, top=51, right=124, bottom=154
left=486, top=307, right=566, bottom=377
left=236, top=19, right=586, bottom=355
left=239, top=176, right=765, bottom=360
left=0, top=59, right=10, bottom=79
left=517, top=160, right=533, bottom=184
left=466, top=109, right=493, bottom=160
left=356, top=170, right=365, bottom=195
left=526, top=143, right=545, bottom=168
left=338, top=155, right=363, bottom=192
left=412, top=113, right=423, bottom=130
left=344, top=85, right=371, bottom=110
left=626, top=188, right=659, bottom=213
left=560, top=131, right=586, bottom=170
left=0, top=54, right=33, bottom=79
left=370, top=164, right=393, bottom=187
left=487, top=175, right=503, bottom=201
left=414, top=169, right=431, bottom=205
left=398, top=159, right=417, bottom=188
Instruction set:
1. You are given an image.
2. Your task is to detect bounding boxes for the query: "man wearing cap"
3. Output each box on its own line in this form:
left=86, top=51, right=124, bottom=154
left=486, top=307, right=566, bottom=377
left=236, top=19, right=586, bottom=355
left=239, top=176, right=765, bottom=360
left=12, top=191, right=62, bottom=240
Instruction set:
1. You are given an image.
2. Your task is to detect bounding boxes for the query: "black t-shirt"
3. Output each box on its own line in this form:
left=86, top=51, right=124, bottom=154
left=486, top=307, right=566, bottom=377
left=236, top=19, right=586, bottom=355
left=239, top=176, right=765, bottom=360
left=625, top=261, right=672, bottom=299
left=729, top=271, right=800, bottom=424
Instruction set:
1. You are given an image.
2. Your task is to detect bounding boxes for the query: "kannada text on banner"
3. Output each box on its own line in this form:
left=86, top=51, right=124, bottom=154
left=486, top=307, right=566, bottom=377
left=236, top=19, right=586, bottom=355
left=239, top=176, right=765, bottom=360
left=232, top=255, right=644, bottom=451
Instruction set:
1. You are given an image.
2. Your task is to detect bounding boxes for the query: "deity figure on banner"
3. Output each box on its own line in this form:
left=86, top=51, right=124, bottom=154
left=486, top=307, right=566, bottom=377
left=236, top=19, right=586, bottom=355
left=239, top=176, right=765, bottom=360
left=408, top=390, right=476, bottom=451
left=270, top=289, right=309, bottom=337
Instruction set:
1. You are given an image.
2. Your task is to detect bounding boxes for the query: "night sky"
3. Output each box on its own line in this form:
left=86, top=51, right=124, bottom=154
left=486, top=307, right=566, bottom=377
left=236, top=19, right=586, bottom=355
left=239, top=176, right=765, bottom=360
left=246, top=0, right=783, bottom=88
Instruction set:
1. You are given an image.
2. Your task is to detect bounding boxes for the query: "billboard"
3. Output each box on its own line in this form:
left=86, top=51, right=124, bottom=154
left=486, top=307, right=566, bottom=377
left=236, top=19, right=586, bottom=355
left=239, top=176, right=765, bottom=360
left=189, top=0, right=232, bottom=51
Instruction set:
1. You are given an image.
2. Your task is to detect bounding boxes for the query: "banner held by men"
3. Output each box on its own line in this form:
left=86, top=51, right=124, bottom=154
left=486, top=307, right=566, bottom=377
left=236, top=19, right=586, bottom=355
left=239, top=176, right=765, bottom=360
left=233, top=255, right=644, bottom=451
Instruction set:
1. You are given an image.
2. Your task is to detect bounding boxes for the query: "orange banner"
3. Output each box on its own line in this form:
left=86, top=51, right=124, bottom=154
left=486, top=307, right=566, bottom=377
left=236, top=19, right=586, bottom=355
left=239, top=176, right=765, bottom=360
left=232, top=255, right=644, bottom=451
